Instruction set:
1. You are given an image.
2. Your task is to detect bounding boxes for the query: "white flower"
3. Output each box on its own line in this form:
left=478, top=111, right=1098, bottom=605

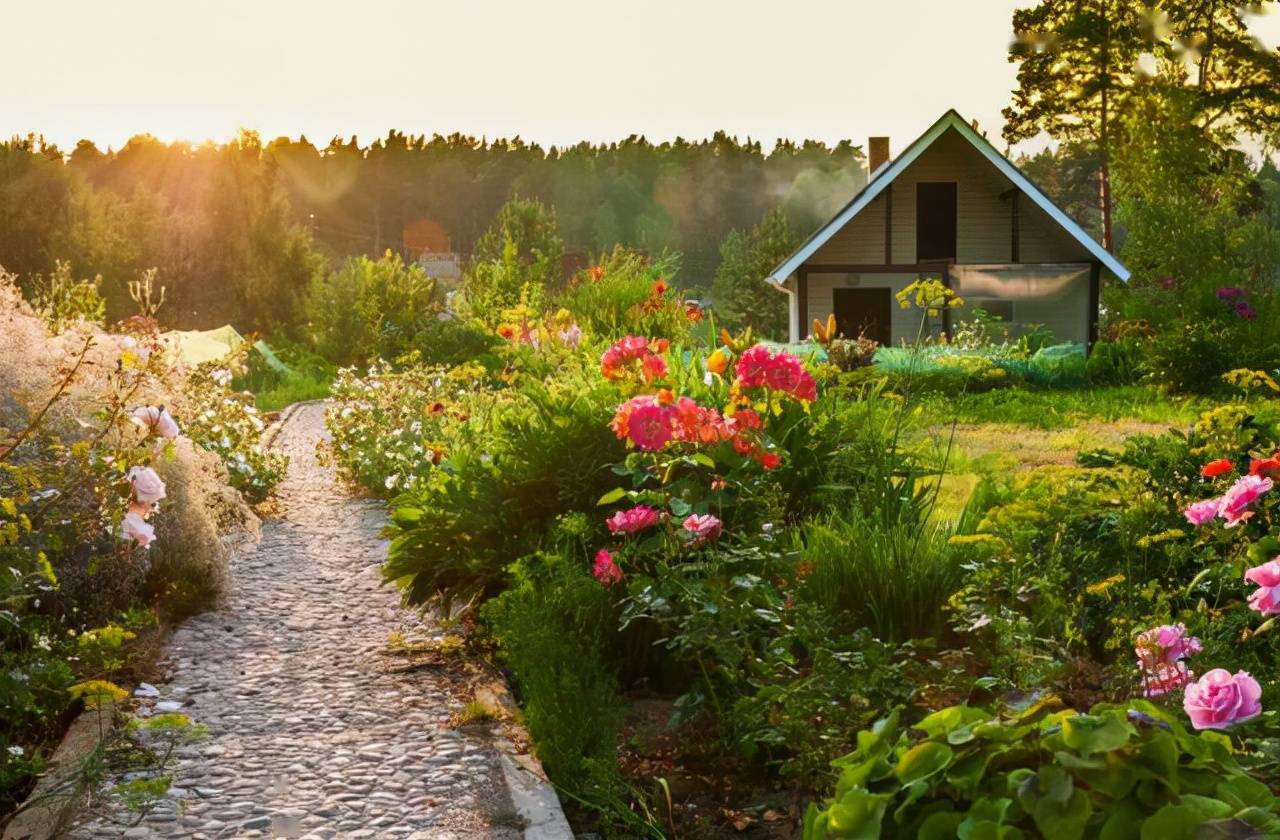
left=210, top=368, right=232, bottom=386
left=7, top=745, right=24, bottom=757
left=385, top=474, right=400, bottom=490
left=131, top=406, right=180, bottom=439
left=122, top=511, right=156, bottom=547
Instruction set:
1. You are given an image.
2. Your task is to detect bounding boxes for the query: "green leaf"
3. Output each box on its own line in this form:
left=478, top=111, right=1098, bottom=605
left=1061, top=713, right=1134, bottom=755
left=916, top=706, right=989, bottom=740
left=895, top=742, right=954, bottom=786
left=1100, top=802, right=1145, bottom=840
left=946, top=751, right=992, bottom=797
left=596, top=487, right=627, bottom=505
left=668, top=497, right=692, bottom=517
left=1140, top=797, right=1235, bottom=840
left=1030, top=788, right=1091, bottom=840
left=918, top=810, right=963, bottom=840
left=825, top=787, right=891, bottom=840
left=689, top=452, right=716, bottom=468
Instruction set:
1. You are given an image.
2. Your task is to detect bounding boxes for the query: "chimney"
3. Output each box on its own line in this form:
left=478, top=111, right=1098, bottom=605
left=868, top=136, right=890, bottom=176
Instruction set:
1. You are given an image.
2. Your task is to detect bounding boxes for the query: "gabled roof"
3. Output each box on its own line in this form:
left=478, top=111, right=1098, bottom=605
left=766, top=110, right=1130, bottom=284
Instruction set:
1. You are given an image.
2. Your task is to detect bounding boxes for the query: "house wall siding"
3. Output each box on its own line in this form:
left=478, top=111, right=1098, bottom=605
left=804, top=273, right=925, bottom=345
left=807, top=128, right=1095, bottom=266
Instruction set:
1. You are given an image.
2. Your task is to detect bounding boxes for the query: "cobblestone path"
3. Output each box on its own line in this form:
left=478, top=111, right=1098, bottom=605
left=73, top=403, right=525, bottom=839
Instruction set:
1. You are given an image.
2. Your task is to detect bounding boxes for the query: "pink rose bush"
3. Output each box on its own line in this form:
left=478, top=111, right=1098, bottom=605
left=1135, top=623, right=1201, bottom=698
left=1182, top=669, right=1262, bottom=730
left=121, top=510, right=156, bottom=548
left=121, top=465, right=166, bottom=548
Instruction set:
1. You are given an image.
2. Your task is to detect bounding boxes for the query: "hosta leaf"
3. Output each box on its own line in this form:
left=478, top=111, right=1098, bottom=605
left=895, top=741, right=954, bottom=786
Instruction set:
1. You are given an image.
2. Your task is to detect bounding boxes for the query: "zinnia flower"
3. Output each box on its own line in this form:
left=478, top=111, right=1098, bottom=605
left=1184, top=498, right=1220, bottom=526
left=760, top=452, right=782, bottom=470
left=592, top=549, right=623, bottom=586
left=682, top=514, right=722, bottom=543
left=1245, top=559, right=1280, bottom=615
left=126, top=466, right=166, bottom=505
left=1201, top=458, right=1234, bottom=478
left=606, top=505, right=661, bottom=534
left=131, top=406, right=180, bottom=439
left=1218, top=474, right=1273, bottom=527
left=1183, top=669, right=1262, bottom=730
left=121, top=511, right=156, bottom=547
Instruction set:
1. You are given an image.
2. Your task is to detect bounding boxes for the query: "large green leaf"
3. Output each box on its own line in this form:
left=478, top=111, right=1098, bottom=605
left=896, top=742, right=955, bottom=786
left=824, top=787, right=891, bottom=840
left=1030, top=788, right=1091, bottom=840
left=1061, top=713, right=1134, bottom=755
left=1140, top=797, right=1235, bottom=840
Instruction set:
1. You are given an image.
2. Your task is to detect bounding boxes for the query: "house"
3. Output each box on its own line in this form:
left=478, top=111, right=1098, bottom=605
left=765, top=110, right=1129, bottom=348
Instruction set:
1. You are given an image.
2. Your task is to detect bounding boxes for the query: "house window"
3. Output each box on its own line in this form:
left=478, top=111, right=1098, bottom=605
left=973, top=299, right=1014, bottom=323
left=916, top=182, right=957, bottom=261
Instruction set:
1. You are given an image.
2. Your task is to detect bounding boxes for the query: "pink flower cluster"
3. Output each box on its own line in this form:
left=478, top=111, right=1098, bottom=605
left=593, top=548, right=623, bottom=585
left=610, top=396, right=778, bottom=467
left=1135, top=623, right=1201, bottom=698
left=1183, top=474, right=1273, bottom=528
left=734, top=345, right=817, bottom=403
left=600, top=336, right=669, bottom=384
left=121, top=465, right=166, bottom=548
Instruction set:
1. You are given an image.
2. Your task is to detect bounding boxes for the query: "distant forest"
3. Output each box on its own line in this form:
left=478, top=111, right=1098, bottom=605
left=0, top=130, right=878, bottom=328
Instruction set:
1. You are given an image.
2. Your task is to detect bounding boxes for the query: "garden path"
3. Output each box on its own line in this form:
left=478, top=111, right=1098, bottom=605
left=72, top=403, right=527, bottom=839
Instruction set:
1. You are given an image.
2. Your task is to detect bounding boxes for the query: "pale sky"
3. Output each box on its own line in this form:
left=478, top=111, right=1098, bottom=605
left=3, top=1, right=1279, bottom=157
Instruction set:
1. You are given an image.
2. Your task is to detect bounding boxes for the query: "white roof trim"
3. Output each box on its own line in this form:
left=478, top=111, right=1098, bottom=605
left=765, top=110, right=1130, bottom=285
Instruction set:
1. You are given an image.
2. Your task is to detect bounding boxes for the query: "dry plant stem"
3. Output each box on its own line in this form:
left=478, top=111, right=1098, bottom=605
left=0, top=333, right=95, bottom=463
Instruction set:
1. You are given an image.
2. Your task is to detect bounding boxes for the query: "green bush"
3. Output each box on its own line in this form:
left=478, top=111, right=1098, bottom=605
left=1086, top=339, right=1143, bottom=386
left=803, top=702, right=1280, bottom=839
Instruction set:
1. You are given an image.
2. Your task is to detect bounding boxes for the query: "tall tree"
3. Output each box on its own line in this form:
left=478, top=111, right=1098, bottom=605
left=709, top=208, right=800, bottom=340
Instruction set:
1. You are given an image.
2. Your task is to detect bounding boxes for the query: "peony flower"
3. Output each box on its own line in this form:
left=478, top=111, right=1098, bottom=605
left=1245, top=559, right=1280, bottom=615
left=682, top=514, right=722, bottom=543
left=606, top=505, right=661, bottom=535
left=121, top=511, right=156, bottom=548
left=1183, top=669, right=1262, bottom=730
left=592, top=548, right=623, bottom=586
left=1184, top=498, right=1220, bottom=526
left=1201, top=458, right=1234, bottom=478
left=126, top=466, right=166, bottom=504
left=1142, top=661, right=1194, bottom=698
left=1218, top=474, right=1273, bottom=527
left=1135, top=623, right=1202, bottom=669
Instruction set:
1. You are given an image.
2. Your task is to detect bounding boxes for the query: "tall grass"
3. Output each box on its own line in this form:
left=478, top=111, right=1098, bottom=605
left=796, top=509, right=961, bottom=642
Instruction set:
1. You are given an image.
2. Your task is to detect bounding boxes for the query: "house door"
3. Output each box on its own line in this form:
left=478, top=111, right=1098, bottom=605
left=917, top=182, right=957, bottom=261
left=833, top=288, right=892, bottom=346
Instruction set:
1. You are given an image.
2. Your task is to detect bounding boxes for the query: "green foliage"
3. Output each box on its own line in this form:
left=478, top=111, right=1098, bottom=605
left=302, top=251, right=445, bottom=366
left=182, top=361, right=287, bottom=503
left=29, top=260, right=106, bottom=332
left=709, top=207, right=800, bottom=339
left=557, top=247, right=692, bottom=344
left=462, top=198, right=565, bottom=323
left=803, top=702, right=1280, bottom=839
left=1085, top=340, right=1143, bottom=387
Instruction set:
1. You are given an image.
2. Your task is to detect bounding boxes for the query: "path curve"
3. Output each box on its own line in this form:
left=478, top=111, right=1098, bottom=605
left=73, top=403, right=527, bottom=839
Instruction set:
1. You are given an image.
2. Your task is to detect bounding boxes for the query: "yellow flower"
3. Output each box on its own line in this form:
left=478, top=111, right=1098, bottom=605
left=706, top=349, right=730, bottom=375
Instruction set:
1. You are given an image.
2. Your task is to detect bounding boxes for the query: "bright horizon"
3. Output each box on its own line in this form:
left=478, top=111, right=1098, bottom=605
left=3, top=1, right=1279, bottom=159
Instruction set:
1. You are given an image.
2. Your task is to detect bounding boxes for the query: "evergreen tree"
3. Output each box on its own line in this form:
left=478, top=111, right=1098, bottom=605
left=709, top=208, right=800, bottom=340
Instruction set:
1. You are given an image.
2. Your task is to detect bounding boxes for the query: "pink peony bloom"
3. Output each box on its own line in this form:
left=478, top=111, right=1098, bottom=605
left=121, top=511, right=156, bottom=548
left=1142, top=661, right=1194, bottom=698
left=592, top=548, right=623, bottom=586
left=1184, top=498, right=1220, bottom=526
left=626, top=401, right=675, bottom=451
left=606, top=505, right=661, bottom=534
left=683, top=514, right=723, bottom=543
left=1135, top=623, right=1202, bottom=669
left=126, top=466, right=166, bottom=504
left=131, top=405, right=180, bottom=439
left=1183, top=669, right=1262, bottom=730
left=1245, top=559, right=1280, bottom=615
left=1218, top=475, right=1273, bottom=527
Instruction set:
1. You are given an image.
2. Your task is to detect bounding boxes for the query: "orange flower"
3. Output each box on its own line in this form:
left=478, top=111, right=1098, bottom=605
left=685, top=302, right=704, bottom=322
left=652, top=279, right=668, bottom=296
left=706, top=349, right=729, bottom=375
left=496, top=324, right=516, bottom=339
left=656, top=388, right=675, bottom=405
left=588, top=264, right=605, bottom=281
left=650, top=338, right=670, bottom=354
left=427, top=401, right=446, bottom=415
left=1201, top=458, right=1235, bottom=478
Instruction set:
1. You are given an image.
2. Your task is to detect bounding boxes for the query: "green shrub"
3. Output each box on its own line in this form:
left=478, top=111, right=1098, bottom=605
left=1086, top=339, right=1143, bottom=386
left=803, top=702, right=1280, bottom=839
left=556, top=246, right=693, bottom=345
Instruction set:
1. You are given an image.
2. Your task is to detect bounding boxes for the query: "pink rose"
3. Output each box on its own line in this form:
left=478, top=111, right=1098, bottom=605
left=126, top=466, right=166, bottom=504
left=606, top=505, right=661, bottom=535
left=121, top=511, right=155, bottom=548
left=592, top=548, right=623, bottom=586
left=1183, top=498, right=1220, bottom=526
left=1135, top=623, right=1202, bottom=668
left=1183, top=669, right=1262, bottom=730
left=682, top=513, right=723, bottom=543
left=1245, top=559, right=1280, bottom=615
left=1218, top=475, right=1273, bottom=528
left=131, top=406, right=180, bottom=439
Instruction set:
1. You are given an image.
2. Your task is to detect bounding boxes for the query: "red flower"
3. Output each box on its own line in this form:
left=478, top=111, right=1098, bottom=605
left=760, top=452, right=782, bottom=470
left=1201, top=458, right=1235, bottom=478
left=651, top=279, right=668, bottom=296
left=1250, top=457, right=1280, bottom=479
